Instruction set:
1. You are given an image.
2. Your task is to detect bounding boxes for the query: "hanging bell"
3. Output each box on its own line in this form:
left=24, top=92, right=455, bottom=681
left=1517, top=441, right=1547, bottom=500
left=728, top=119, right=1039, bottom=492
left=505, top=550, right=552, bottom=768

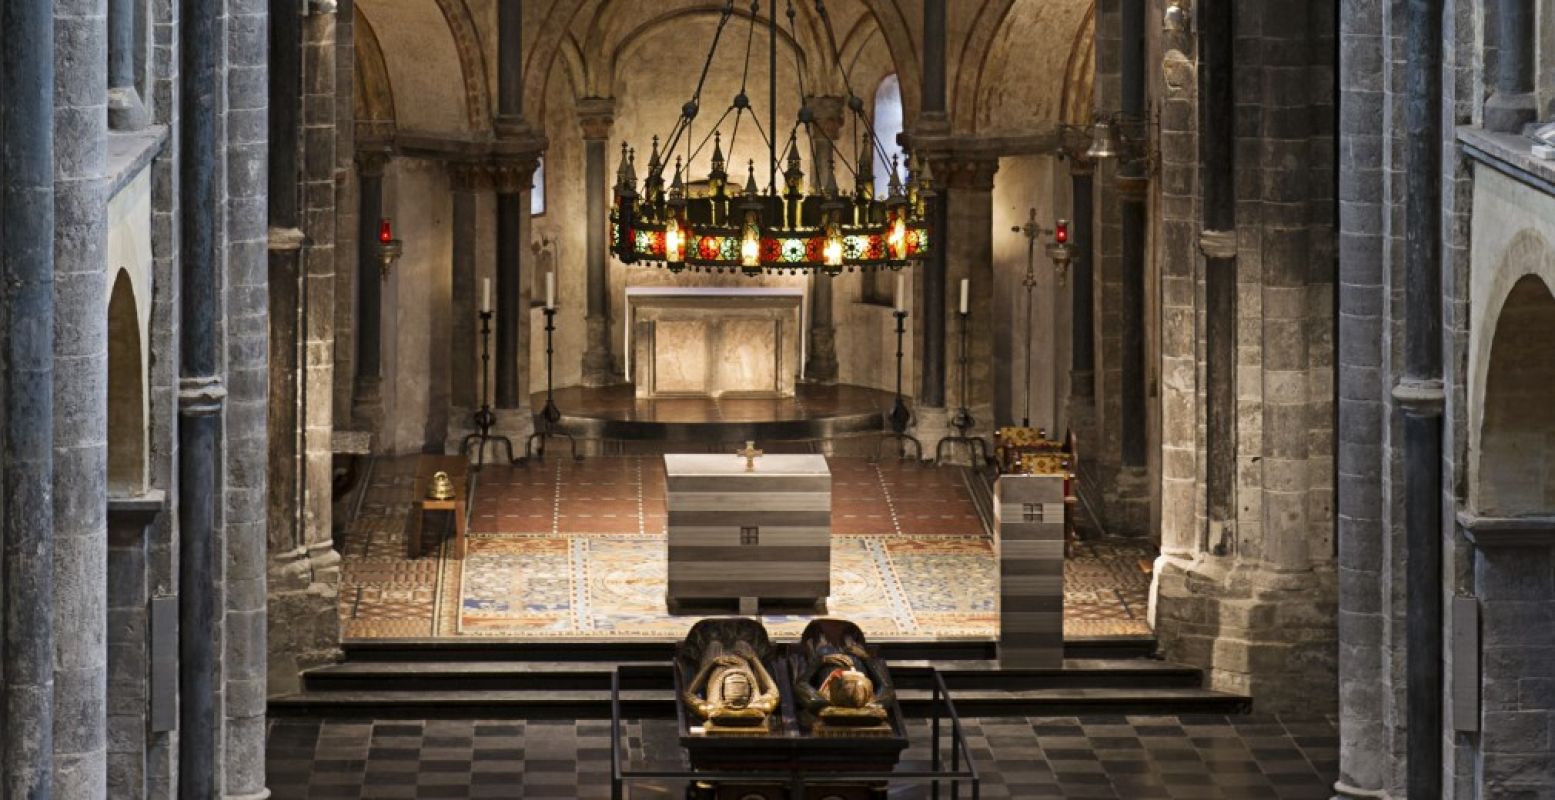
left=427, top=471, right=455, bottom=501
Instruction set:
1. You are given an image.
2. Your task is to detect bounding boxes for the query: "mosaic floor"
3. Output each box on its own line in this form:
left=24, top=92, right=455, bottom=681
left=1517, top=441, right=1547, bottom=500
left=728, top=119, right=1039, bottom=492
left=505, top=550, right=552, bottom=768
left=337, top=456, right=1155, bottom=640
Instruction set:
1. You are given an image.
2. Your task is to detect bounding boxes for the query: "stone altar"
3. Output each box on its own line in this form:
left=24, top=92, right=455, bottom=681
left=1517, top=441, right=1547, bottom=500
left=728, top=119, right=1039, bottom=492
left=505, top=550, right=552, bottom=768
left=994, top=474, right=1067, bottom=667
left=665, top=452, right=830, bottom=611
left=626, top=287, right=803, bottom=398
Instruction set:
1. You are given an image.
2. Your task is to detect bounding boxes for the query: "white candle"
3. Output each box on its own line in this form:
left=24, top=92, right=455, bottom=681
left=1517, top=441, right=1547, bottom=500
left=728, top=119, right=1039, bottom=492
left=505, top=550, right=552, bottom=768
left=481, top=278, right=491, bottom=313
left=959, top=278, right=969, bottom=314
left=895, top=274, right=906, bottom=312
left=545, top=271, right=555, bottom=309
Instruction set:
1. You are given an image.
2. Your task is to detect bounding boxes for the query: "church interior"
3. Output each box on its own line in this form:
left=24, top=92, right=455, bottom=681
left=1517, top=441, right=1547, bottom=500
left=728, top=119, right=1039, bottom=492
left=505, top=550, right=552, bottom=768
left=3, top=0, right=1555, bottom=798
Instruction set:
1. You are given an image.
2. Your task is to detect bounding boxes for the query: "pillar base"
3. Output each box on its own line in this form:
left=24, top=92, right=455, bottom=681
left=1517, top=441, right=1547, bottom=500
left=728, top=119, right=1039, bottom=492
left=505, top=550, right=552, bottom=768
left=352, top=376, right=385, bottom=446
left=1484, top=92, right=1537, bottom=134
left=582, top=316, right=617, bottom=387
left=805, top=325, right=839, bottom=384
left=267, top=547, right=342, bottom=695
left=1152, top=554, right=1338, bottom=715
left=1330, top=781, right=1390, bottom=800
left=108, top=86, right=149, bottom=131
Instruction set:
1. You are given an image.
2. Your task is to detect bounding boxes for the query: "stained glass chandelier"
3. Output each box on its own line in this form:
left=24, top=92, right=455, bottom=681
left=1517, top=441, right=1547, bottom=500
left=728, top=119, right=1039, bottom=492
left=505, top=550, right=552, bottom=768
left=609, top=0, right=931, bottom=277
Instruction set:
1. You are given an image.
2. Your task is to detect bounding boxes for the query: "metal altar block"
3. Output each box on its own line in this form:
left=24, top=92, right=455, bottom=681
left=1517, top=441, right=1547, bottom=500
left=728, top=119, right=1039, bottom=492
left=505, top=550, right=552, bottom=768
left=995, top=474, right=1067, bottom=668
left=665, top=453, right=831, bottom=610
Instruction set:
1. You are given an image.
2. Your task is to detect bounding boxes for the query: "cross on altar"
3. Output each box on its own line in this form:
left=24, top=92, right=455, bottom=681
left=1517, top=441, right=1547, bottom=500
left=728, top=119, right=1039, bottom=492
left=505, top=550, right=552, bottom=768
left=736, top=441, right=763, bottom=471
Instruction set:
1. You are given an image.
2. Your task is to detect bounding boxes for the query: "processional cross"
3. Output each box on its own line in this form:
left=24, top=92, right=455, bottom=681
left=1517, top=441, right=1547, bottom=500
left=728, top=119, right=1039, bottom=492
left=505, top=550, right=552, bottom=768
left=737, top=441, right=764, bottom=471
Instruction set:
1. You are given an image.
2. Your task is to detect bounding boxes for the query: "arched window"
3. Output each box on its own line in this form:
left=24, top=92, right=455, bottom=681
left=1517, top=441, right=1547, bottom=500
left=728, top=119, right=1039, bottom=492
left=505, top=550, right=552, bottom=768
left=872, top=74, right=904, bottom=198
left=531, top=156, right=546, bottom=216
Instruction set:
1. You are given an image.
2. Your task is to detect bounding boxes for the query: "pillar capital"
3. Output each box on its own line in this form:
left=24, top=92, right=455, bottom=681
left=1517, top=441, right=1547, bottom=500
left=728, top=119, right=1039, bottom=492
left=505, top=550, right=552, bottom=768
left=805, top=95, right=847, bottom=141
left=448, top=160, right=491, bottom=192
left=577, top=96, right=616, bottom=140
left=355, top=146, right=393, bottom=177
left=489, top=156, right=539, bottom=194
left=930, top=155, right=999, bottom=191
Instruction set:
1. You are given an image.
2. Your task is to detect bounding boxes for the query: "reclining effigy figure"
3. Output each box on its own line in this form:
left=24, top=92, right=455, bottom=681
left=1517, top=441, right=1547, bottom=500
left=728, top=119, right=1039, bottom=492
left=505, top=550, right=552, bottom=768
left=678, top=619, right=780, bottom=734
left=792, top=620, right=895, bottom=735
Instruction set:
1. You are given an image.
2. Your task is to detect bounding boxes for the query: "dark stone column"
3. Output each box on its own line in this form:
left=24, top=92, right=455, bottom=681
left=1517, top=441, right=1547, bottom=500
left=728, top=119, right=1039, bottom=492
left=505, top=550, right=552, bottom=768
left=179, top=0, right=227, bottom=792
left=1485, top=0, right=1537, bottom=132
left=1, top=0, right=56, bottom=792
left=494, top=166, right=527, bottom=408
left=806, top=96, right=845, bottom=384
left=54, top=0, right=112, bottom=793
left=354, top=148, right=390, bottom=426
left=450, top=165, right=482, bottom=412
left=579, top=97, right=617, bottom=386
left=922, top=0, right=947, bottom=121
left=1200, top=0, right=1238, bottom=541
left=920, top=188, right=948, bottom=408
left=107, top=0, right=148, bottom=129
left=1118, top=0, right=1148, bottom=470
left=1069, top=165, right=1094, bottom=398
left=1401, top=0, right=1445, bottom=796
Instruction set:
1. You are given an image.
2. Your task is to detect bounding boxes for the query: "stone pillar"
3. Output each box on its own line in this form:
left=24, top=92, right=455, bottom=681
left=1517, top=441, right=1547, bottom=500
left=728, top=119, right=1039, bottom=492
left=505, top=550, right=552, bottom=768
left=449, top=164, right=482, bottom=414
left=225, top=0, right=271, bottom=795
left=1068, top=164, right=1095, bottom=403
left=178, top=0, right=228, bottom=791
left=493, top=158, right=536, bottom=409
left=804, top=96, right=844, bottom=384
left=578, top=96, right=617, bottom=386
left=1, top=0, right=57, bottom=793
left=1485, top=0, right=1537, bottom=132
left=914, top=1, right=950, bottom=428
left=107, top=0, right=148, bottom=130
left=1334, top=0, right=1389, bottom=793
left=930, top=154, right=999, bottom=456
left=106, top=495, right=163, bottom=799
left=53, top=2, right=111, bottom=796
left=353, top=148, right=390, bottom=431
left=921, top=0, right=947, bottom=126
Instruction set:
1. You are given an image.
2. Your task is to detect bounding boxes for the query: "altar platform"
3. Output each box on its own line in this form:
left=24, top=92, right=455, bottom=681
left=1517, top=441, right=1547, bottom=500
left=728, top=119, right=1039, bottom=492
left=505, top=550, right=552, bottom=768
left=534, top=383, right=888, bottom=445
left=335, top=455, right=1155, bottom=643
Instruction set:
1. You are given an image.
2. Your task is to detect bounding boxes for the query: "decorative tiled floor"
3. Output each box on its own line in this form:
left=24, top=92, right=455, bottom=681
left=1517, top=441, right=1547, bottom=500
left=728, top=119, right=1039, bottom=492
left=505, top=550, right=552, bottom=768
left=267, top=714, right=1340, bottom=799
left=337, top=456, right=1154, bottom=640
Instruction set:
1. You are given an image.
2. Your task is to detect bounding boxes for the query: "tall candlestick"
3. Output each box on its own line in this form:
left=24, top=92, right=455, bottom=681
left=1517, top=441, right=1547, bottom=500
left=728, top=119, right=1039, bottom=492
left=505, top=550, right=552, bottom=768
left=959, top=278, right=969, bottom=314
left=545, top=271, right=555, bottom=309
left=895, top=273, right=906, bottom=312
left=481, top=278, right=491, bottom=313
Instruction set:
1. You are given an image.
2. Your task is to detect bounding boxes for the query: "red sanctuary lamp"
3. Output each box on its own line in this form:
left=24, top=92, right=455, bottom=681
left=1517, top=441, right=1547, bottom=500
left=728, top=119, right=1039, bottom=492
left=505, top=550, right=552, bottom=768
left=1046, top=217, right=1073, bottom=284
left=376, top=217, right=403, bottom=280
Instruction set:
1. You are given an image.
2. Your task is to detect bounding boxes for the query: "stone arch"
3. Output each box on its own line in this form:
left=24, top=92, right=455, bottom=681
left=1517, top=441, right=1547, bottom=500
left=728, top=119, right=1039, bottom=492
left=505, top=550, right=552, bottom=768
left=602, top=5, right=815, bottom=101
left=353, top=4, right=397, bottom=128
left=107, top=269, right=146, bottom=496
left=1059, top=3, right=1096, bottom=127
left=355, top=0, right=479, bottom=132
left=1470, top=228, right=1555, bottom=516
left=956, top=0, right=1094, bottom=134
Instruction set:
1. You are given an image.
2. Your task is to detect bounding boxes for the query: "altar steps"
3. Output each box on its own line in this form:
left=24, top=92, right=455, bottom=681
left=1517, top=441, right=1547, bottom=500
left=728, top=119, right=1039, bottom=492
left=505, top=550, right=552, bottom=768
left=270, top=649, right=1251, bottom=720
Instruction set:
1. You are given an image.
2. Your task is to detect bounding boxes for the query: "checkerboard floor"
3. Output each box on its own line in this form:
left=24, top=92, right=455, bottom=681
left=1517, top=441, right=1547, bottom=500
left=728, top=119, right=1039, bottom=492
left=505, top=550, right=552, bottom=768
left=266, top=714, right=1338, bottom=799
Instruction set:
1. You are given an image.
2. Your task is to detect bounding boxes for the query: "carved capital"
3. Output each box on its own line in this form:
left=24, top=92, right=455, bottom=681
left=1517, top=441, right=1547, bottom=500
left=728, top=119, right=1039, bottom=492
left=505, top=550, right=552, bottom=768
left=806, top=95, right=847, bottom=142
left=577, top=96, right=616, bottom=140
left=1198, top=229, right=1237, bottom=260
left=355, top=146, right=393, bottom=177
left=448, top=161, right=491, bottom=192
left=489, top=157, right=539, bottom=194
left=930, top=156, right=999, bottom=191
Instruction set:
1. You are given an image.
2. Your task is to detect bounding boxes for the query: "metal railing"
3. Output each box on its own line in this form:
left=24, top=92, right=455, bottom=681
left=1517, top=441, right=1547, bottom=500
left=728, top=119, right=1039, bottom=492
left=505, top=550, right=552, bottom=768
left=610, top=666, right=980, bottom=800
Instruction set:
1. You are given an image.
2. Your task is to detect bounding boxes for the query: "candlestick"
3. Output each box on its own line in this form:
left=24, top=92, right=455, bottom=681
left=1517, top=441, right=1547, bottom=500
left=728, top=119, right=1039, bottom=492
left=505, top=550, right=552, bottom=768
left=873, top=307, right=922, bottom=463
left=481, top=278, right=491, bottom=313
left=522, top=305, right=581, bottom=463
left=459, top=308, right=516, bottom=469
left=545, top=271, right=555, bottom=309
left=959, top=278, right=969, bottom=314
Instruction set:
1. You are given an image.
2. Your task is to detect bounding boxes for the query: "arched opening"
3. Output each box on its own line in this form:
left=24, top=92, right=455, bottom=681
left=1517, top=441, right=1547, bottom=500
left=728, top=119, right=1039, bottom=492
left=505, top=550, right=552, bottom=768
left=1477, top=273, right=1555, bottom=516
left=107, top=269, right=146, bottom=496
left=871, top=73, right=903, bottom=198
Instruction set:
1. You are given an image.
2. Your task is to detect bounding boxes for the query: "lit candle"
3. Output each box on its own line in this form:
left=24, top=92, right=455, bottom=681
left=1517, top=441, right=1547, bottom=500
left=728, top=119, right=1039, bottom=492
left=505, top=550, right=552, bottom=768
left=481, top=278, right=491, bottom=313
left=959, top=279, right=969, bottom=314
left=545, top=271, right=555, bottom=309
left=895, top=274, right=906, bottom=313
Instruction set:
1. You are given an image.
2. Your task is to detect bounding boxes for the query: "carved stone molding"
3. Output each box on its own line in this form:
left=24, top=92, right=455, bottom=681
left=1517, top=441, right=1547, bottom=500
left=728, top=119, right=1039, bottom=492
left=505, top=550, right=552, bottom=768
left=355, top=146, right=393, bottom=177
left=806, top=95, right=847, bottom=142
left=932, top=156, right=999, bottom=191
left=1199, top=228, right=1237, bottom=259
left=448, top=161, right=491, bottom=192
left=490, top=157, right=539, bottom=194
left=178, top=375, right=228, bottom=416
left=577, top=96, right=616, bottom=141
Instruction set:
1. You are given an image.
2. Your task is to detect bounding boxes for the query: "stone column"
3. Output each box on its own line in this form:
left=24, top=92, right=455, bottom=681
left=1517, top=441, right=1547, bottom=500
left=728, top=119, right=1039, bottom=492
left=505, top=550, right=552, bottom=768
left=806, top=96, right=845, bottom=384
left=353, top=147, right=390, bottom=431
left=578, top=96, right=617, bottom=386
left=53, top=2, right=111, bottom=797
left=493, top=157, right=537, bottom=409
left=1485, top=0, right=1537, bottom=132
left=179, top=0, right=228, bottom=791
left=1068, top=163, right=1095, bottom=403
left=931, top=154, right=999, bottom=456
left=1, top=0, right=57, bottom=793
left=449, top=164, right=483, bottom=416
left=921, top=0, right=947, bottom=126
left=1334, top=0, right=1389, bottom=794
left=107, top=0, right=148, bottom=130
left=915, top=1, right=950, bottom=420
left=225, top=0, right=271, bottom=795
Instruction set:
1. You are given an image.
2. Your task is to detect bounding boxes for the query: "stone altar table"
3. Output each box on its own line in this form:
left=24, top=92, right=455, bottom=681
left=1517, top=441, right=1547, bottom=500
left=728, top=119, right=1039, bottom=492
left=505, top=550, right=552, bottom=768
left=626, top=287, right=804, bottom=398
left=664, top=452, right=830, bottom=612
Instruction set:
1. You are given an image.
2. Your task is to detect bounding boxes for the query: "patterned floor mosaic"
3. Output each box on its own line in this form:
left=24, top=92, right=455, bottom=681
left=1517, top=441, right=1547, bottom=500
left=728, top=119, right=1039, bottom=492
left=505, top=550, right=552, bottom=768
left=337, top=456, right=1154, bottom=640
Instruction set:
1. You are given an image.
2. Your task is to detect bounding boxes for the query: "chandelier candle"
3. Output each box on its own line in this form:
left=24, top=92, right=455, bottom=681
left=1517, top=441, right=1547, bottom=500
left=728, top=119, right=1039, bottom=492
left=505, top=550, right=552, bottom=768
left=895, top=273, right=906, bottom=313
left=959, top=278, right=969, bottom=314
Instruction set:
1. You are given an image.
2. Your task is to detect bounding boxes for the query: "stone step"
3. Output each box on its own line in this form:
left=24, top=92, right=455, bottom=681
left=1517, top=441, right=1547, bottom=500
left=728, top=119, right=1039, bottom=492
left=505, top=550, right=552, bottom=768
left=267, top=685, right=1249, bottom=720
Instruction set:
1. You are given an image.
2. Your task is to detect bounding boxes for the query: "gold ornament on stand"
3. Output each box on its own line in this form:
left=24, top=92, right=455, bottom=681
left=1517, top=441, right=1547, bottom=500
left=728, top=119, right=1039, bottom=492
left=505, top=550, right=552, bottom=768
left=426, top=470, right=455, bottom=501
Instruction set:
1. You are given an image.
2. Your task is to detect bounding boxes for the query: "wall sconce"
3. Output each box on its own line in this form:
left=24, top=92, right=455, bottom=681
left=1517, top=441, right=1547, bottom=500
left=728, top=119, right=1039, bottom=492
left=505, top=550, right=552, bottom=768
left=377, top=217, right=403, bottom=280
left=1163, top=0, right=1189, bottom=34
left=1046, top=219, right=1073, bottom=285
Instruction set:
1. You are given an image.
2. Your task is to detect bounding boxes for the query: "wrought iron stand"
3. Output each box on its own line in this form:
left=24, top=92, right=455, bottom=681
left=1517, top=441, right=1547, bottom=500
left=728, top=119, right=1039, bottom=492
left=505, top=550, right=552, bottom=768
left=522, top=306, right=581, bottom=463
left=460, top=309, right=516, bottom=467
left=936, top=309, right=989, bottom=466
left=875, top=309, right=922, bottom=462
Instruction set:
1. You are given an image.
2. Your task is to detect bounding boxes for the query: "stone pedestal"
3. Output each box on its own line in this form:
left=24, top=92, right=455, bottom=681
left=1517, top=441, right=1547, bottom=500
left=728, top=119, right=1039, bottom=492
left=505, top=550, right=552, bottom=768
left=995, top=476, right=1065, bottom=668
left=664, top=453, right=831, bottom=609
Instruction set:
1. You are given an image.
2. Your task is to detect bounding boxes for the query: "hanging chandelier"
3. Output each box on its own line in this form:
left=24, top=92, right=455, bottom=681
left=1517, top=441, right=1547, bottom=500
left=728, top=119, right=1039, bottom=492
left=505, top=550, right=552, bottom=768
left=609, top=0, right=931, bottom=277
